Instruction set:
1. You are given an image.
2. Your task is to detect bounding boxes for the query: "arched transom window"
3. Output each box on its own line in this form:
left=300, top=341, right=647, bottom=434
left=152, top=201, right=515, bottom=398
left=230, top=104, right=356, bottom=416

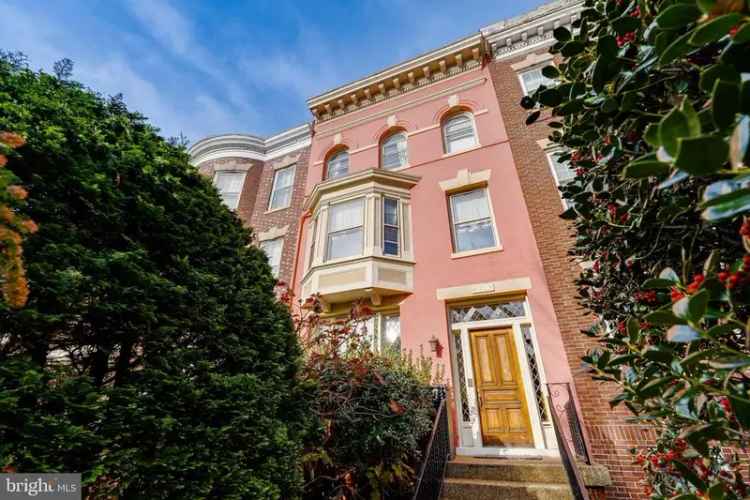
left=326, top=149, right=349, bottom=180
left=442, top=112, right=477, bottom=154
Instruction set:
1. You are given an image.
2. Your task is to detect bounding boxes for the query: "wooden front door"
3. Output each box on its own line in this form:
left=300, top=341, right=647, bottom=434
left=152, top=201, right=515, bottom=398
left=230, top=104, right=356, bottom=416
left=469, top=328, right=533, bottom=447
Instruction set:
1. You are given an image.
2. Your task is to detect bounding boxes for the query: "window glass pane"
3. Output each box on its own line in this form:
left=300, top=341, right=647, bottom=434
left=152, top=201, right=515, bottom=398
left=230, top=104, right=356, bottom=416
left=454, top=219, right=496, bottom=252
left=521, top=68, right=555, bottom=95
left=384, top=198, right=398, bottom=226
left=327, top=227, right=363, bottom=260
left=383, top=198, right=399, bottom=256
left=549, top=153, right=575, bottom=184
left=329, top=198, right=363, bottom=232
left=214, top=171, right=245, bottom=209
left=327, top=151, right=349, bottom=179
left=260, top=238, right=283, bottom=277
left=451, top=189, right=491, bottom=223
left=384, top=226, right=399, bottom=243
left=382, top=314, right=401, bottom=351
left=269, top=165, right=295, bottom=210
left=444, top=114, right=477, bottom=153
left=307, top=218, right=317, bottom=269
left=381, top=133, right=407, bottom=169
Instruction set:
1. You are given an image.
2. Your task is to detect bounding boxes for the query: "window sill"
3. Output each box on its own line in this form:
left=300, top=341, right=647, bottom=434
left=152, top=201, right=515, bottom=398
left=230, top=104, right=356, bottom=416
left=381, top=163, right=411, bottom=172
left=450, top=245, right=503, bottom=260
left=442, top=144, right=482, bottom=159
left=265, top=205, right=291, bottom=215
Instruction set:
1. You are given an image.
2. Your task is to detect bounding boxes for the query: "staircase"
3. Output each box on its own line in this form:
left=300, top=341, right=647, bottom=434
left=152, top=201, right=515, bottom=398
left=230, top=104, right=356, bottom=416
left=440, top=456, right=574, bottom=500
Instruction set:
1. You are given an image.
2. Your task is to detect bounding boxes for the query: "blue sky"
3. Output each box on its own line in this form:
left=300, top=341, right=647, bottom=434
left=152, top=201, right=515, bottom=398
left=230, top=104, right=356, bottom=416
left=2, top=0, right=548, bottom=143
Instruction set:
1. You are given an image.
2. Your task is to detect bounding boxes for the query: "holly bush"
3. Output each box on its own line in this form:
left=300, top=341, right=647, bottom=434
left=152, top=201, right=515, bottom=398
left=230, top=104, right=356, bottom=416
left=524, top=0, right=750, bottom=498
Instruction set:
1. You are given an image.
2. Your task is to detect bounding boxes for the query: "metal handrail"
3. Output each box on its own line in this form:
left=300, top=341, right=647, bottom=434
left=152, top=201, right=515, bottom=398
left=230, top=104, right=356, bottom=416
left=546, top=382, right=590, bottom=500
left=412, top=389, right=450, bottom=500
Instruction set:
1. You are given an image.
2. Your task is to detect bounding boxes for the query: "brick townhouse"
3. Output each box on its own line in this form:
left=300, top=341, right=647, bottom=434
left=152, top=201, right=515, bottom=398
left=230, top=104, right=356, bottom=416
left=188, top=1, right=651, bottom=497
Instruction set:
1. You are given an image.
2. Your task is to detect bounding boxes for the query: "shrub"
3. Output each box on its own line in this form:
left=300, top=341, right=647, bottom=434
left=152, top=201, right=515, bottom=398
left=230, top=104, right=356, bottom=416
left=0, top=55, right=311, bottom=499
left=283, top=294, right=437, bottom=500
left=524, top=0, right=750, bottom=497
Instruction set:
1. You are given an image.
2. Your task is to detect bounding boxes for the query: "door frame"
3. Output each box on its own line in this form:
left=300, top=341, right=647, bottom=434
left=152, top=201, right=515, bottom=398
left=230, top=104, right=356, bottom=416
left=449, top=304, right=555, bottom=456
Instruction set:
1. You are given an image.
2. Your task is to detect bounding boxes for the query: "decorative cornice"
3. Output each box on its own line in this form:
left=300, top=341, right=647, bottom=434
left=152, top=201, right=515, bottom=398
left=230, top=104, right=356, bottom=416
left=482, top=0, right=584, bottom=61
left=304, top=168, right=420, bottom=212
left=188, top=123, right=312, bottom=165
left=307, top=34, right=488, bottom=123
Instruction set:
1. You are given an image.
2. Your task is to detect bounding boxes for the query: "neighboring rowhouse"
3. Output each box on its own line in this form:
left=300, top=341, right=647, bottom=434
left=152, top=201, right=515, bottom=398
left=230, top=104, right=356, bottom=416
left=188, top=1, right=649, bottom=498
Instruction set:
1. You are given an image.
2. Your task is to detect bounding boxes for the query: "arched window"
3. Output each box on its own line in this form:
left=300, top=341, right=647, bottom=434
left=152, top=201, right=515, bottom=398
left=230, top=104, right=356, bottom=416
left=380, top=131, right=408, bottom=170
left=326, top=149, right=349, bottom=179
left=442, top=112, right=477, bottom=154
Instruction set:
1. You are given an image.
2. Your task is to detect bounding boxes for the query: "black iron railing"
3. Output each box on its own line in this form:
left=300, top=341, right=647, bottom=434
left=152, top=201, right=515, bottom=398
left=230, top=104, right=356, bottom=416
left=412, top=386, right=450, bottom=500
left=546, top=382, right=590, bottom=500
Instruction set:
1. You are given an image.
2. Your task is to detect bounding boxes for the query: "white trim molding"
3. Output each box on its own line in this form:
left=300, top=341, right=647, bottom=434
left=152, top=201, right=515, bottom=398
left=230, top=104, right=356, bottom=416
left=439, top=168, right=491, bottom=193
left=257, top=225, right=289, bottom=242
left=436, top=276, right=531, bottom=301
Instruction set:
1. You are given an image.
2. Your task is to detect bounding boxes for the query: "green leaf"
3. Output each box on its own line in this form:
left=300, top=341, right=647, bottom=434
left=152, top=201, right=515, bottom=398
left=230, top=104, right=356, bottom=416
left=729, top=115, right=750, bottom=169
left=728, top=395, right=750, bottom=429
left=667, top=325, right=702, bottom=343
left=612, top=16, right=641, bottom=35
left=674, top=135, right=729, bottom=176
left=703, top=192, right=750, bottom=221
left=597, top=34, right=618, bottom=58
left=660, top=267, right=680, bottom=282
left=538, top=88, right=562, bottom=107
left=623, top=160, right=670, bottom=178
left=741, top=80, right=750, bottom=114
left=680, top=99, right=702, bottom=137
left=525, top=110, right=541, bottom=125
left=656, top=4, right=702, bottom=29
left=688, top=289, right=710, bottom=320
left=697, top=0, right=717, bottom=14
left=638, top=376, right=673, bottom=398
left=642, top=278, right=678, bottom=289
left=553, top=26, right=571, bottom=42
left=659, top=30, right=695, bottom=65
left=541, top=65, right=559, bottom=79
left=708, top=356, right=750, bottom=369
left=660, top=106, right=695, bottom=156
left=733, top=23, right=750, bottom=43
left=673, top=296, right=691, bottom=320
left=689, top=13, right=743, bottom=45
left=701, top=175, right=750, bottom=208
left=700, top=64, right=740, bottom=93
left=561, top=41, right=586, bottom=57
left=712, top=79, right=740, bottom=129
left=672, top=459, right=708, bottom=491
left=644, top=123, right=661, bottom=147
left=645, top=309, right=686, bottom=326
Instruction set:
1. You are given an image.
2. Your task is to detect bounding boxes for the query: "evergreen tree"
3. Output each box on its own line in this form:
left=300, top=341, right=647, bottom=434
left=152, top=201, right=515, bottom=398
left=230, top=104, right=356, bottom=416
left=0, top=56, right=311, bottom=499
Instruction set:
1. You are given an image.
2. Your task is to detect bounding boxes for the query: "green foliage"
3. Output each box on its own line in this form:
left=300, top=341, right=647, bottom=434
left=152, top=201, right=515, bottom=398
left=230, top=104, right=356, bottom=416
left=0, top=56, right=311, bottom=499
left=524, top=0, right=750, bottom=497
left=286, top=298, right=436, bottom=500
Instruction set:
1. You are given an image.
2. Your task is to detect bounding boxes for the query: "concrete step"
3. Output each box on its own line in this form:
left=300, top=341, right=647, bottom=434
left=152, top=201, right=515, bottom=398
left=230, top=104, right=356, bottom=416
left=441, top=477, right=573, bottom=500
left=445, top=458, right=568, bottom=484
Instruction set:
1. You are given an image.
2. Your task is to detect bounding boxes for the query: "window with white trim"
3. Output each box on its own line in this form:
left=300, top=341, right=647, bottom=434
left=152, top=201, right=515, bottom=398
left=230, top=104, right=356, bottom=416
left=259, top=237, right=283, bottom=277
left=268, top=165, right=295, bottom=210
left=519, top=67, right=555, bottom=96
left=213, top=171, right=246, bottom=210
left=326, top=198, right=364, bottom=260
left=547, top=151, right=576, bottom=208
left=442, top=112, right=477, bottom=154
left=348, top=312, right=401, bottom=353
left=383, top=197, right=400, bottom=256
left=449, top=188, right=497, bottom=253
left=307, top=217, right=317, bottom=270
left=326, top=150, right=349, bottom=179
left=381, top=132, right=408, bottom=170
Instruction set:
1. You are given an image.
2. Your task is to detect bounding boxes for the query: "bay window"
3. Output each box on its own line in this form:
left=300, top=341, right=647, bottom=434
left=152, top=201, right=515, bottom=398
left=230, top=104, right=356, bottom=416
left=326, top=198, right=364, bottom=260
left=449, top=188, right=497, bottom=253
left=268, top=165, right=295, bottom=210
left=213, top=171, right=246, bottom=210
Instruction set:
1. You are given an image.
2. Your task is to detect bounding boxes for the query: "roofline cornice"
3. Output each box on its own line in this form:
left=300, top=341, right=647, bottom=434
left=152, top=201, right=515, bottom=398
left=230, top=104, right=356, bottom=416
left=188, top=124, right=312, bottom=165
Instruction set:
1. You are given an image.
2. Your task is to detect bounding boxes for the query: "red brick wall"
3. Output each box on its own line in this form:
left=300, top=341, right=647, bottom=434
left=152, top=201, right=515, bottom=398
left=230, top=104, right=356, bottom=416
left=487, top=53, right=653, bottom=499
left=196, top=146, right=310, bottom=285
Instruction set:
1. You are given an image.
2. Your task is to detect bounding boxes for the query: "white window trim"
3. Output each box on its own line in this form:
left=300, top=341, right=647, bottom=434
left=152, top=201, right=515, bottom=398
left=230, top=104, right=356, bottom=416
left=442, top=111, right=478, bottom=154
left=517, top=66, right=556, bottom=97
left=544, top=149, right=574, bottom=210
left=213, top=170, right=246, bottom=210
left=326, top=150, right=350, bottom=180
left=267, top=164, right=296, bottom=211
left=448, top=187, right=502, bottom=258
left=259, top=237, right=284, bottom=277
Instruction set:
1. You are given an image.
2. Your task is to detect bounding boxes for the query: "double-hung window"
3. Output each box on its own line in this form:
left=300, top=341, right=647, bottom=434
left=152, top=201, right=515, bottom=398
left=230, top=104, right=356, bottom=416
left=326, top=150, right=349, bottom=179
left=260, top=237, right=283, bottom=277
left=268, top=165, right=295, bottom=210
left=383, top=198, right=400, bottom=256
left=519, top=67, right=555, bottom=96
left=443, top=113, right=477, bottom=154
left=547, top=151, right=576, bottom=207
left=449, top=188, right=497, bottom=253
left=326, top=198, right=364, bottom=260
left=213, top=171, right=246, bottom=210
left=381, top=132, right=408, bottom=170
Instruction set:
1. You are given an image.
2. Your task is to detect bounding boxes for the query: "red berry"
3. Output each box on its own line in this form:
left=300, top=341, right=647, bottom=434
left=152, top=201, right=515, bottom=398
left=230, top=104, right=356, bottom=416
left=718, top=271, right=729, bottom=282
left=671, top=288, right=685, bottom=302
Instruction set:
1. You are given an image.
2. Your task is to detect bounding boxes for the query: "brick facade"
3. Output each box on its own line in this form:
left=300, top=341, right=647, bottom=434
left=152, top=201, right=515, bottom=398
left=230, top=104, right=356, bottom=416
left=196, top=146, right=310, bottom=286
left=487, top=54, right=653, bottom=499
